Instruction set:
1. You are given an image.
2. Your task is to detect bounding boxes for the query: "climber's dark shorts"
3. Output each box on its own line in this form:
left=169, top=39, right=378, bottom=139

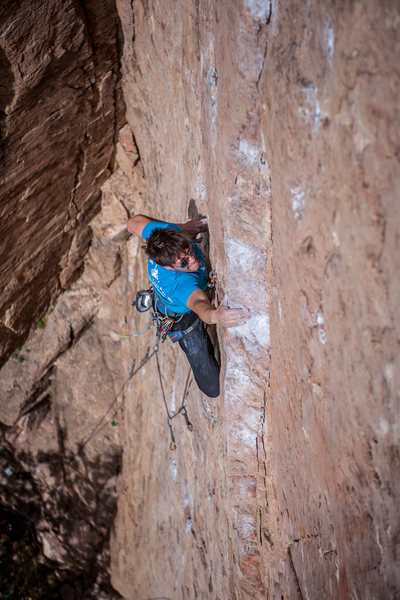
left=165, top=311, right=220, bottom=398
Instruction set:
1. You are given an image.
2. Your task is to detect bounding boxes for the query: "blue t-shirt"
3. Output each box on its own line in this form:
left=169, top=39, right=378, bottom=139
left=142, top=221, right=208, bottom=314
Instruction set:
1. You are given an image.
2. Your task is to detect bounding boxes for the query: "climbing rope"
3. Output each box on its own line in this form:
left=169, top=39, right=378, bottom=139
left=80, top=335, right=193, bottom=452
left=118, top=326, right=152, bottom=339
left=78, top=345, right=157, bottom=452
left=155, top=353, right=193, bottom=450
left=87, top=273, right=219, bottom=452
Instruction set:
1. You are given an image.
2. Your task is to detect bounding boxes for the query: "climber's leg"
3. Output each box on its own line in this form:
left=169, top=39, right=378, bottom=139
left=171, top=313, right=220, bottom=398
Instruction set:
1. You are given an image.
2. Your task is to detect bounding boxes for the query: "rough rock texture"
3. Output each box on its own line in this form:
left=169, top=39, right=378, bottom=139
left=1, top=1, right=399, bottom=599
left=0, top=0, right=124, bottom=365
left=259, top=2, right=400, bottom=598
left=0, top=130, right=143, bottom=596
left=110, top=1, right=400, bottom=599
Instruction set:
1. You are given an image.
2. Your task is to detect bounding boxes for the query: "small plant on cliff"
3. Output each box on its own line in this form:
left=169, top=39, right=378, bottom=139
left=11, top=348, right=25, bottom=363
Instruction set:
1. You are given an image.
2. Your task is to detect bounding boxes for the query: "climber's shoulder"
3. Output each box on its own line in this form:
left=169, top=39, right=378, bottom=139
left=127, top=214, right=152, bottom=238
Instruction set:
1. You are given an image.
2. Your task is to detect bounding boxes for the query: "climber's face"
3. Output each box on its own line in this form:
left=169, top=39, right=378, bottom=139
left=171, top=248, right=200, bottom=272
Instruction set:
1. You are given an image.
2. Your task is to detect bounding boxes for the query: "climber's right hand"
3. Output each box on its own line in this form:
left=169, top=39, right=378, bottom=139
left=213, top=303, right=250, bottom=328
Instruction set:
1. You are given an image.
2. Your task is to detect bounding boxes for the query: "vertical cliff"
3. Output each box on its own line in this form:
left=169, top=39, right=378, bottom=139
left=0, top=0, right=123, bottom=365
left=0, top=1, right=399, bottom=599
left=111, top=1, right=400, bottom=598
left=259, top=2, right=400, bottom=597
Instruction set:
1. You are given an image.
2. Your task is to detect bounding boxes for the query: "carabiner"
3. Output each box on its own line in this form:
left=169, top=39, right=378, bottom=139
left=168, top=421, right=176, bottom=450
left=182, top=407, right=194, bottom=432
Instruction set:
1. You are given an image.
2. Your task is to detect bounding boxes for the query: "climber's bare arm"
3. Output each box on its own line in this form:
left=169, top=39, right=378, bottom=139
left=187, top=289, right=250, bottom=328
left=127, top=215, right=208, bottom=240
left=127, top=214, right=153, bottom=237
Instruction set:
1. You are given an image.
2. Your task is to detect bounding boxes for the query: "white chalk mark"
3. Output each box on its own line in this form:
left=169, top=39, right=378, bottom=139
left=291, top=185, right=306, bottom=222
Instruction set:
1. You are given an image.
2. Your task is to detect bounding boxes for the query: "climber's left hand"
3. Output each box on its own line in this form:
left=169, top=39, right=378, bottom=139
left=179, top=217, right=208, bottom=241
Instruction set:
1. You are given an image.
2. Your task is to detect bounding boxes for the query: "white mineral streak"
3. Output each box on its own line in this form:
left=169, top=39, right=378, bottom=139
left=378, top=417, right=389, bottom=437
left=233, top=311, right=271, bottom=349
left=238, top=139, right=261, bottom=167
left=171, top=459, right=177, bottom=481
left=170, top=388, right=176, bottom=412
left=223, top=202, right=270, bottom=574
left=183, top=486, right=190, bottom=509
left=298, top=85, right=322, bottom=129
left=384, top=362, right=393, bottom=383
left=225, top=237, right=270, bottom=350
left=225, top=236, right=267, bottom=307
left=236, top=512, right=257, bottom=540
left=195, top=177, right=207, bottom=201
left=227, top=363, right=253, bottom=389
left=185, top=517, right=193, bottom=532
left=317, top=313, right=327, bottom=345
left=245, top=0, right=271, bottom=23
left=332, top=230, right=340, bottom=247
left=291, top=184, right=306, bottom=222
left=327, top=25, right=335, bottom=61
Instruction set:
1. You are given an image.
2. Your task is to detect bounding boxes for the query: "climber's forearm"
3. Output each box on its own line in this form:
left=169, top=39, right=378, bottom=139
left=127, top=214, right=172, bottom=238
left=190, top=299, right=217, bottom=325
left=186, top=289, right=216, bottom=324
left=127, top=215, right=207, bottom=240
left=187, top=289, right=251, bottom=328
left=127, top=214, right=150, bottom=237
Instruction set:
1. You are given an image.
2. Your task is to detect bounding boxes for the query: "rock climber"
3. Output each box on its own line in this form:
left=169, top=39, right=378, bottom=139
left=127, top=214, right=250, bottom=398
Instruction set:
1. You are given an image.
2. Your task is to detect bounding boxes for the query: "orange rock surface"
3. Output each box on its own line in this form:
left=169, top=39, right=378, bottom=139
left=0, top=1, right=399, bottom=599
left=0, top=0, right=124, bottom=365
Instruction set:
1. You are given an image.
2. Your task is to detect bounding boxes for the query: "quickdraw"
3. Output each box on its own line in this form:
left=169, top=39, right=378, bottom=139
left=168, top=420, right=177, bottom=451
left=207, top=270, right=217, bottom=306
left=152, top=313, right=176, bottom=344
left=181, top=407, right=194, bottom=431
left=168, top=406, right=193, bottom=450
left=207, top=269, right=217, bottom=289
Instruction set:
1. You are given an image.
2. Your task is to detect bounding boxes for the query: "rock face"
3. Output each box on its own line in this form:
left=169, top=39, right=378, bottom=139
left=111, top=1, right=400, bottom=598
left=259, top=2, right=400, bottom=597
left=0, top=145, right=142, bottom=596
left=1, top=1, right=399, bottom=599
left=0, top=0, right=124, bottom=365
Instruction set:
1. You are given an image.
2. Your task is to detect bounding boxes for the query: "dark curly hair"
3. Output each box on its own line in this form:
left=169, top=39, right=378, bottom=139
left=143, top=227, right=193, bottom=267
